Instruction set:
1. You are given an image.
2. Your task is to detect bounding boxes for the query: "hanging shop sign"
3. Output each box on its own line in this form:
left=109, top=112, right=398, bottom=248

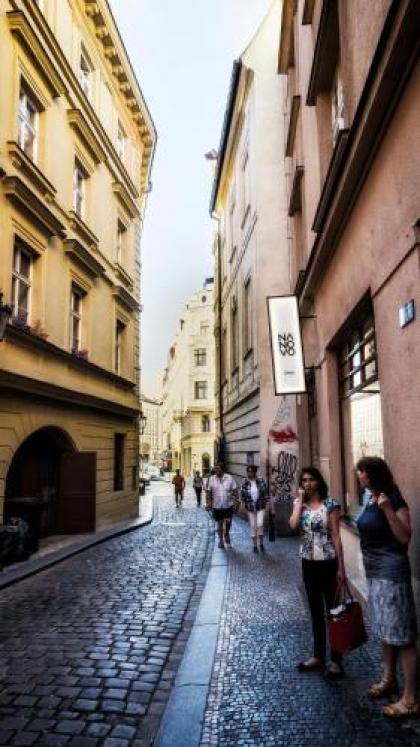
left=267, top=295, right=306, bottom=395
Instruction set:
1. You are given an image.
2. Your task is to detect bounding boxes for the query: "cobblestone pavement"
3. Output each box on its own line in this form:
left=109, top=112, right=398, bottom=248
left=201, top=516, right=420, bottom=747
left=0, top=483, right=212, bottom=746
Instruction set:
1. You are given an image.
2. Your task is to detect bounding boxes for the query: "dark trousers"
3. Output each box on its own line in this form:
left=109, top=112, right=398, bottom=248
left=194, top=487, right=202, bottom=506
left=302, top=558, right=342, bottom=663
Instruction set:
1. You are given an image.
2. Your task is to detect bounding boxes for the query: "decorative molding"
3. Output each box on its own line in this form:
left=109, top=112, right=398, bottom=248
left=114, top=262, right=134, bottom=291
left=67, top=109, right=106, bottom=165
left=306, top=0, right=339, bottom=105
left=3, top=175, right=65, bottom=237
left=64, top=238, right=105, bottom=278
left=7, top=10, right=66, bottom=98
left=6, top=141, right=57, bottom=201
left=285, top=95, right=301, bottom=157
left=288, top=165, right=304, bottom=216
left=68, top=211, right=99, bottom=249
left=113, top=285, right=139, bottom=313
left=312, top=128, right=349, bottom=232
left=112, top=181, right=139, bottom=219
left=278, top=0, right=297, bottom=74
left=302, top=0, right=316, bottom=24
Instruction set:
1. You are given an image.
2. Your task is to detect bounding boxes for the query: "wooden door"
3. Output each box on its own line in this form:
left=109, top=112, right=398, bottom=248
left=57, top=452, right=96, bottom=533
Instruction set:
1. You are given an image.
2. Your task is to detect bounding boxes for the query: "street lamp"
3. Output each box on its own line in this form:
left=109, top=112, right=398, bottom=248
left=0, top=292, right=12, bottom=341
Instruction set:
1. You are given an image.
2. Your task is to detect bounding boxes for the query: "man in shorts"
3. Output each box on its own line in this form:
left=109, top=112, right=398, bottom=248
left=172, top=469, right=185, bottom=507
left=207, top=462, right=238, bottom=548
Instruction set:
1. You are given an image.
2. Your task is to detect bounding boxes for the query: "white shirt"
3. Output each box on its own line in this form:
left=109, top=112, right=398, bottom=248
left=208, top=473, right=237, bottom=509
left=249, top=480, right=259, bottom=504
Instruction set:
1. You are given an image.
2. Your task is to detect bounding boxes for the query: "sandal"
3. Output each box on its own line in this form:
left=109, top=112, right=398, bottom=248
left=367, top=674, right=396, bottom=698
left=326, top=662, right=344, bottom=680
left=297, top=658, right=322, bottom=672
left=383, top=698, right=420, bottom=719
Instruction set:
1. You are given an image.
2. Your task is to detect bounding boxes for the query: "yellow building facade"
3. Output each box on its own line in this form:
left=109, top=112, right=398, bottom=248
left=0, top=0, right=156, bottom=534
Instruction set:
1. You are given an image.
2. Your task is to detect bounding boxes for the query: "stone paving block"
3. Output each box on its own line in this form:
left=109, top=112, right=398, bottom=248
left=11, top=732, right=38, bottom=746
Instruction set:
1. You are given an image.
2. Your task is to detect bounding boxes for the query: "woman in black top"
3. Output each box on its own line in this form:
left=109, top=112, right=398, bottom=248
left=356, top=457, right=419, bottom=718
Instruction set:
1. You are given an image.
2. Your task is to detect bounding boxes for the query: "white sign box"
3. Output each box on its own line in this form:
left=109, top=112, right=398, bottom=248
left=267, top=295, right=306, bottom=395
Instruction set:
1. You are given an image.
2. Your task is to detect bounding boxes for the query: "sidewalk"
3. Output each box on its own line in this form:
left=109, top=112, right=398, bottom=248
left=159, top=513, right=420, bottom=747
left=0, top=491, right=153, bottom=590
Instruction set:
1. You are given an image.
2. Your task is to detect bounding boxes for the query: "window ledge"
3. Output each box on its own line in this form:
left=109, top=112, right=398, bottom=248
left=7, top=141, right=56, bottom=200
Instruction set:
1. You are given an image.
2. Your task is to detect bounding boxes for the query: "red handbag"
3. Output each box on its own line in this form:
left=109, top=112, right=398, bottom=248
left=327, top=580, right=367, bottom=655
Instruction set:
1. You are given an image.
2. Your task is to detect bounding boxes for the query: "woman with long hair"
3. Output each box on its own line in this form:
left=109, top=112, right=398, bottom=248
left=356, top=456, right=419, bottom=718
left=289, top=466, right=346, bottom=678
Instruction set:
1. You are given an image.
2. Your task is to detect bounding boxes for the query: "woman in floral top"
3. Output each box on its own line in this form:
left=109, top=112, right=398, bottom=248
left=289, top=466, right=346, bottom=678
left=240, top=465, right=269, bottom=553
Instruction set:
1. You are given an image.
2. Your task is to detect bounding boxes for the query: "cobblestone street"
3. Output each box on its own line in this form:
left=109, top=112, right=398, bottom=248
left=0, top=483, right=212, bottom=746
left=201, top=517, right=420, bottom=747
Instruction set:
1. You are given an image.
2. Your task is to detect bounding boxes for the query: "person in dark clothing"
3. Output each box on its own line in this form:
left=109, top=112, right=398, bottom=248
left=356, top=456, right=419, bottom=718
left=289, top=467, right=346, bottom=679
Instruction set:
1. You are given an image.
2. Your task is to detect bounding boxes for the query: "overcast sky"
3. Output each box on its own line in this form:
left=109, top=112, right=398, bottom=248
left=109, top=0, right=271, bottom=397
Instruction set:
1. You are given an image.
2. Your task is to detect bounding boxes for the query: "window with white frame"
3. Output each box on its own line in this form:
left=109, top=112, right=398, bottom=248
left=18, top=85, right=38, bottom=160
left=73, top=160, right=86, bottom=218
left=11, top=241, right=32, bottom=319
left=116, top=121, right=126, bottom=162
left=79, top=48, right=92, bottom=98
left=70, top=286, right=83, bottom=352
left=194, top=381, right=207, bottom=400
left=115, top=319, right=125, bottom=374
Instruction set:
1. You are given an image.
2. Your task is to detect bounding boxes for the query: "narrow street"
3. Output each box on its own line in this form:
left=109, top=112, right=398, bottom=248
left=0, top=485, right=419, bottom=746
left=0, top=483, right=212, bottom=746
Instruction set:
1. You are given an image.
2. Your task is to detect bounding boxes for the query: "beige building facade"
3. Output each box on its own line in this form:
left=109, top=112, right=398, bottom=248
left=278, top=0, right=420, bottom=610
left=210, top=0, right=297, bottom=492
left=140, top=395, right=162, bottom=466
left=161, top=279, right=215, bottom=477
left=0, top=0, right=156, bottom=534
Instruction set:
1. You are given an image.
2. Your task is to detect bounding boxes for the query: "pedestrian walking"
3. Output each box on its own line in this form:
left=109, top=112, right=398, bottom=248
left=289, top=466, right=346, bottom=679
left=172, top=469, right=185, bottom=507
left=193, top=470, right=203, bottom=507
left=240, top=465, right=269, bottom=553
left=208, top=463, right=238, bottom=548
left=356, top=456, right=419, bottom=718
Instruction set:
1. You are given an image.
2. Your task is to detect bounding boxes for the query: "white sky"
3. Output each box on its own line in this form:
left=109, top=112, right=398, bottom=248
left=109, top=0, right=271, bottom=396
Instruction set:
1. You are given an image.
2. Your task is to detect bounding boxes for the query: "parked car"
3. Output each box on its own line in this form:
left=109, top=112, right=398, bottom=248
left=143, top=465, right=161, bottom=480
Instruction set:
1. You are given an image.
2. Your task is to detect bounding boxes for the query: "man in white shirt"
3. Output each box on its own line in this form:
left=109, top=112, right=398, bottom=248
left=207, top=462, right=238, bottom=548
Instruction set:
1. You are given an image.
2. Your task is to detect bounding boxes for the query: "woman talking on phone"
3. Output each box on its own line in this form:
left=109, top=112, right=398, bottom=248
left=356, top=456, right=419, bottom=718
left=289, top=466, right=346, bottom=678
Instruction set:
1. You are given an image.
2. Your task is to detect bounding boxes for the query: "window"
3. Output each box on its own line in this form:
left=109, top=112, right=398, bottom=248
left=194, top=381, right=207, bottom=400
left=200, top=322, right=209, bottom=335
left=116, top=220, right=127, bottom=265
left=70, top=286, right=83, bottom=352
left=231, top=298, right=239, bottom=371
left=202, top=415, right=211, bottom=433
left=11, top=241, right=32, bottom=319
left=18, top=85, right=38, bottom=160
left=338, top=314, right=383, bottom=517
left=79, top=48, right=91, bottom=97
left=240, top=143, right=251, bottom=225
left=194, top=348, right=206, bottom=366
left=222, top=326, right=227, bottom=384
left=117, top=122, right=126, bottom=162
left=73, top=160, right=86, bottom=218
left=115, top=320, right=125, bottom=374
left=243, top=278, right=252, bottom=353
left=113, top=433, right=125, bottom=491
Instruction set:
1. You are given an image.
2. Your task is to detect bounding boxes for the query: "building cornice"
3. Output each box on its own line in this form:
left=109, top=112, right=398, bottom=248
left=0, top=368, right=138, bottom=420
left=7, top=9, right=67, bottom=98
left=3, top=175, right=65, bottom=237
left=4, top=324, right=136, bottom=389
left=112, top=181, right=140, bottom=219
left=113, top=285, right=139, bottom=312
left=67, top=109, right=107, bottom=165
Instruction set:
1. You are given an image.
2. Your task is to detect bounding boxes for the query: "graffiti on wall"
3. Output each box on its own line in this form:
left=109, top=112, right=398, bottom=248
left=268, top=397, right=299, bottom=501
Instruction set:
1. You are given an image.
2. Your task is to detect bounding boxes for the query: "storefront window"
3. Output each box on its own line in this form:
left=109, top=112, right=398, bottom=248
left=339, top=316, right=384, bottom=518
